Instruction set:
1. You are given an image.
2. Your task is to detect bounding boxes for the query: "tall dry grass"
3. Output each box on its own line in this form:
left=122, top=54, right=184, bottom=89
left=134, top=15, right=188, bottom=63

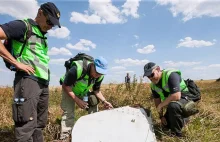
left=0, top=79, right=220, bottom=142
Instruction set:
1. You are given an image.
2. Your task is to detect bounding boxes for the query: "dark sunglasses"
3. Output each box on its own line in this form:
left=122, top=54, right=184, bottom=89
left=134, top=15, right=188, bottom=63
left=46, top=19, right=54, bottom=26
left=147, top=72, right=155, bottom=78
left=43, top=11, right=54, bottom=26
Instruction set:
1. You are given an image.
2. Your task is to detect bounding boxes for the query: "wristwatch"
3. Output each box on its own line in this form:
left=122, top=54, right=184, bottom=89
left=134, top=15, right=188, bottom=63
left=101, top=100, right=106, bottom=104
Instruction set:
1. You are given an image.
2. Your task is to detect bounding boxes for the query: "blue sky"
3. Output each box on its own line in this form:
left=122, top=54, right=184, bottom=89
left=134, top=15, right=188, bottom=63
left=0, top=0, right=220, bottom=86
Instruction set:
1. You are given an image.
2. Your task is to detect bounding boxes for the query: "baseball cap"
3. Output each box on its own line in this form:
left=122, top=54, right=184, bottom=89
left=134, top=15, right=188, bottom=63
left=143, top=62, right=158, bottom=77
left=94, top=56, right=108, bottom=75
left=40, top=2, right=61, bottom=28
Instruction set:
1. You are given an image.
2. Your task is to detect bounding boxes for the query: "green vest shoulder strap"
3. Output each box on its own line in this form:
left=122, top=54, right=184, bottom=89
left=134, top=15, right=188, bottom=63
left=15, top=19, right=32, bottom=58
left=162, top=69, right=181, bottom=87
left=72, top=61, right=84, bottom=80
left=23, top=19, right=32, bottom=41
left=97, top=75, right=104, bottom=82
left=162, top=69, right=188, bottom=92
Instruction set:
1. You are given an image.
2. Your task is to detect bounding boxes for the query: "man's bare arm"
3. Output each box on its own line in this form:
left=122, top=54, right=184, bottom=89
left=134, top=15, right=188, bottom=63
left=154, top=98, right=163, bottom=117
left=0, top=27, right=34, bottom=74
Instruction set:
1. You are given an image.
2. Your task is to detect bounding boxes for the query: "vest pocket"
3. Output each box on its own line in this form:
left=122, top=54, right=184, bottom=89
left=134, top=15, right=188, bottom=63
left=12, top=98, right=34, bottom=123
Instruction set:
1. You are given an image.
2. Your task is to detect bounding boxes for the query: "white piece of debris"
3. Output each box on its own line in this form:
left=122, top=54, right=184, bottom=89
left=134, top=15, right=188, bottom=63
left=71, top=106, right=157, bottom=142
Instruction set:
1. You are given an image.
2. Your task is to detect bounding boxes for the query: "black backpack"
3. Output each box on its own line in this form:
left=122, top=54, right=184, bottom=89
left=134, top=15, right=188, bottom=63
left=3, top=20, right=32, bottom=71
left=184, top=79, right=201, bottom=102
left=64, top=53, right=94, bottom=80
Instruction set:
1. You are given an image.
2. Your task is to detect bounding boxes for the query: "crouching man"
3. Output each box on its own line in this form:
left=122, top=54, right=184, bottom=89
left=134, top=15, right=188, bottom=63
left=59, top=56, right=113, bottom=141
left=143, top=62, right=193, bottom=137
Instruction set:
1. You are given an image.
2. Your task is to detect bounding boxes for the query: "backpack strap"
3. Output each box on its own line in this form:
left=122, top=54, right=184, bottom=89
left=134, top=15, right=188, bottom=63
left=77, top=59, right=88, bottom=81
left=18, top=20, right=32, bottom=57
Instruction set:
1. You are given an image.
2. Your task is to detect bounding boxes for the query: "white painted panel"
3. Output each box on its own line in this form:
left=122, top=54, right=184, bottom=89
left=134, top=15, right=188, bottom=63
left=71, top=106, right=157, bottom=142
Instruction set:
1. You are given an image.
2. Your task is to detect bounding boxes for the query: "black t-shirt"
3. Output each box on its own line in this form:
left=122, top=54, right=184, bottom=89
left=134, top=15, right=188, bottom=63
left=125, top=76, right=130, bottom=83
left=152, top=72, right=181, bottom=98
left=0, top=19, right=49, bottom=85
left=1, top=19, right=46, bottom=40
left=63, top=64, right=103, bottom=91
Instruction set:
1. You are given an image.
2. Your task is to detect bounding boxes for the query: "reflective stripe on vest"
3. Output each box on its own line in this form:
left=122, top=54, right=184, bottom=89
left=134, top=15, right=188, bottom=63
left=60, top=60, right=104, bottom=96
left=150, top=69, right=189, bottom=101
left=13, top=19, right=49, bottom=80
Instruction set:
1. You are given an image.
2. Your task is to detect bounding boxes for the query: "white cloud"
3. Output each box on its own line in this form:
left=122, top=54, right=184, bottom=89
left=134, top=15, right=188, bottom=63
left=132, top=43, right=139, bottom=48
left=48, top=27, right=70, bottom=39
left=156, top=0, right=220, bottom=22
left=134, top=35, right=139, bottom=39
left=0, top=0, right=39, bottom=19
left=122, top=0, right=141, bottom=18
left=209, top=64, right=220, bottom=68
left=70, top=11, right=104, bottom=24
left=114, top=70, right=134, bottom=75
left=111, top=66, right=126, bottom=71
left=193, top=66, right=207, bottom=70
left=137, top=44, right=156, bottom=54
left=193, top=64, right=220, bottom=70
left=66, top=39, right=96, bottom=51
left=70, top=0, right=141, bottom=24
left=164, top=61, right=202, bottom=67
left=48, top=47, right=72, bottom=56
left=115, top=58, right=149, bottom=66
left=50, top=58, right=67, bottom=65
left=191, top=64, right=220, bottom=80
left=177, top=37, right=215, bottom=48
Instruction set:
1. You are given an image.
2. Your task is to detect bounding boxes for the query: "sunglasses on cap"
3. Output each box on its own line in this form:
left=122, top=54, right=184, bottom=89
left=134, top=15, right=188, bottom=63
left=43, top=11, right=54, bottom=27
left=147, top=72, right=155, bottom=78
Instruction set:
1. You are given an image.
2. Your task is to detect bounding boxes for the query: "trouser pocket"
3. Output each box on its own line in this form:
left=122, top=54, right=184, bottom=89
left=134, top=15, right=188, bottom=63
left=12, top=99, right=33, bottom=123
left=181, top=101, right=199, bottom=117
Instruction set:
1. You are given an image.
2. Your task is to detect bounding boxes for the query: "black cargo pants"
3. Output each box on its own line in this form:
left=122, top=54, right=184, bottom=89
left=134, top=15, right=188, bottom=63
left=12, top=75, right=49, bottom=142
left=164, top=98, right=189, bottom=135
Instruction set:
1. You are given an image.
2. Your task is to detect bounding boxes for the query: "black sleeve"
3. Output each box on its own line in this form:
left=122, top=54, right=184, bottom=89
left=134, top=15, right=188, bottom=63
left=0, top=20, right=26, bottom=40
left=151, top=89, right=160, bottom=98
left=63, top=66, right=78, bottom=86
left=93, top=76, right=104, bottom=91
left=168, top=72, right=181, bottom=94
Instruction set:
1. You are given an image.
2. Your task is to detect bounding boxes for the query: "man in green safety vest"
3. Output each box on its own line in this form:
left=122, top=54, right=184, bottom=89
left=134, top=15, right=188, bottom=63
left=59, top=56, right=113, bottom=140
left=0, top=2, right=61, bottom=142
left=143, top=62, right=191, bottom=137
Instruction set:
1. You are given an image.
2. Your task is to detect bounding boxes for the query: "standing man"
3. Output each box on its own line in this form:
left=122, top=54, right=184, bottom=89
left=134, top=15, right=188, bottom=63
left=125, top=73, right=131, bottom=90
left=143, top=62, right=192, bottom=137
left=0, top=2, right=61, bottom=142
left=59, top=56, right=113, bottom=140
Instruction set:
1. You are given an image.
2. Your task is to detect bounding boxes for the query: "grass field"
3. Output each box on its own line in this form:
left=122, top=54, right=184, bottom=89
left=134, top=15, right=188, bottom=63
left=0, top=79, right=220, bottom=142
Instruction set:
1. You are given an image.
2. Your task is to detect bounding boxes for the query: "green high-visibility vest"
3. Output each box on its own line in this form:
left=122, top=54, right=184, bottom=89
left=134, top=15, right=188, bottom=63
left=12, top=19, right=49, bottom=80
left=150, top=69, right=188, bottom=101
left=60, top=60, right=104, bottom=96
